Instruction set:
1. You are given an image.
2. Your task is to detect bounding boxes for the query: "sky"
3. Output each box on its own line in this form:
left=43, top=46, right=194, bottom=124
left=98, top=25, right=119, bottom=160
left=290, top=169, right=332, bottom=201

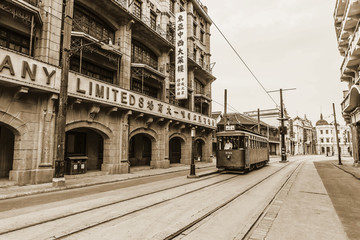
left=203, top=0, right=345, bottom=125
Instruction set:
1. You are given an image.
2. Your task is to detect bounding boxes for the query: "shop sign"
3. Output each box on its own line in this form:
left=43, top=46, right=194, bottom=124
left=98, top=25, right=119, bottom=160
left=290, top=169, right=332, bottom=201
left=175, top=11, right=188, bottom=100
left=0, top=49, right=59, bottom=90
left=0, top=49, right=216, bottom=129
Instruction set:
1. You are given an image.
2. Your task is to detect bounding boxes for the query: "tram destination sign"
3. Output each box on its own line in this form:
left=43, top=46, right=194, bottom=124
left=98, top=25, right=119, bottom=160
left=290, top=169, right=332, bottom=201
left=0, top=48, right=216, bottom=129
left=225, top=125, right=235, bottom=131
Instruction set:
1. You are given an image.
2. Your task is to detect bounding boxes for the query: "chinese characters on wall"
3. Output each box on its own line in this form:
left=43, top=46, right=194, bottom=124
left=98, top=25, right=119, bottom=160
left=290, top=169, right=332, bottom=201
left=175, top=11, right=188, bottom=99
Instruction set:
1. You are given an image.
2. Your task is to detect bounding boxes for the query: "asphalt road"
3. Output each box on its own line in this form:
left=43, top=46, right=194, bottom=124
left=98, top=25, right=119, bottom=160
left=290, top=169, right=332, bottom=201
left=0, top=168, right=214, bottom=212
left=314, top=160, right=360, bottom=240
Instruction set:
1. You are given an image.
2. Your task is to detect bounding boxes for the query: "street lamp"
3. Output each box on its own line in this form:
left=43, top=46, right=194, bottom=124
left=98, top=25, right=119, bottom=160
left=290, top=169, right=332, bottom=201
left=188, top=127, right=197, bottom=178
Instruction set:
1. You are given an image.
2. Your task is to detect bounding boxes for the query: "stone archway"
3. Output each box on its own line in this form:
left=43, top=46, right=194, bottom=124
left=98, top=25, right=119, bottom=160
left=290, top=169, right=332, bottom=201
left=129, top=133, right=153, bottom=166
left=0, top=124, right=15, bottom=178
left=194, top=138, right=205, bottom=161
left=129, top=128, right=158, bottom=167
left=0, top=111, right=27, bottom=183
left=65, top=121, right=112, bottom=172
left=169, top=137, right=185, bottom=164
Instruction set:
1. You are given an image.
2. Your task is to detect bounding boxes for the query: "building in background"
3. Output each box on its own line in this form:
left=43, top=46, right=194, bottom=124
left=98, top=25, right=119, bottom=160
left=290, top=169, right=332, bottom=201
left=315, top=114, right=352, bottom=156
left=0, top=0, right=216, bottom=185
left=291, top=116, right=316, bottom=155
left=334, top=0, right=360, bottom=165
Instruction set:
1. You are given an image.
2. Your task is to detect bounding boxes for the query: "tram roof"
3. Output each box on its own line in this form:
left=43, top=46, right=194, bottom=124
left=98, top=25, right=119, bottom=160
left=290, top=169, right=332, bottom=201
left=216, top=130, right=268, bottom=140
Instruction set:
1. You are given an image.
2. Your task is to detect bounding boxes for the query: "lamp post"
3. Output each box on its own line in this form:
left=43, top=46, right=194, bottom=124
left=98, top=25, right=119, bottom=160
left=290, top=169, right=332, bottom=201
left=188, top=127, right=197, bottom=178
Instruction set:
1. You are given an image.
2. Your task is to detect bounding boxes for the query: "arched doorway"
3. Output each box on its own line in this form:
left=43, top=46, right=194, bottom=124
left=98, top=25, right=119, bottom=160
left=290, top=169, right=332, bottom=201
left=129, top=134, right=152, bottom=166
left=321, top=147, right=325, bottom=154
left=194, top=139, right=204, bottom=161
left=0, top=125, right=14, bottom=178
left=65, top=128, right=104, bottom=171
left=169, top=137, right=182, bottom=164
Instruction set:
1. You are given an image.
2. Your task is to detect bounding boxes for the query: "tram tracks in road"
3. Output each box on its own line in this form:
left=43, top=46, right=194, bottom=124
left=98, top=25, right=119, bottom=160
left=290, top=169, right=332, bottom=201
left=0, top=172, right=232, bottom=237
left=240, top=160, right=304, bottom=240
left=0, top=161, right=299, bottom=239
left=164, top=159, right=304, bottom=240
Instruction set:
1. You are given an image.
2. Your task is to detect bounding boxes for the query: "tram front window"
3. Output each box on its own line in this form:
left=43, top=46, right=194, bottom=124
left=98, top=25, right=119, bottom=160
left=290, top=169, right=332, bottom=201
left=217, top=136, right=245, bottom=150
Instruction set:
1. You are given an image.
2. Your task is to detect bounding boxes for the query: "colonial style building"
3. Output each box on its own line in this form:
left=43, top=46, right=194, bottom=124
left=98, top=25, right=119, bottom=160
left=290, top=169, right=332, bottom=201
left=334, top=0, right=360, bottom=165
left=315, top=114, right=352, bottom=156
left=0, top=0, right=216, bottom=185
left=291, top=116, right=316, bottom=155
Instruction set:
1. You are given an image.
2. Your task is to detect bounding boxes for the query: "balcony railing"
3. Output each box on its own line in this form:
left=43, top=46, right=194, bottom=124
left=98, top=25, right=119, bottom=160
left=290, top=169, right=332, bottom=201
left=132, top=11, right=175, bottom=44
left=23, top=0, right=39, bottom=7
left=188, top=51, right=212, bottom=74
left=113, top=0, right=128, bottom=8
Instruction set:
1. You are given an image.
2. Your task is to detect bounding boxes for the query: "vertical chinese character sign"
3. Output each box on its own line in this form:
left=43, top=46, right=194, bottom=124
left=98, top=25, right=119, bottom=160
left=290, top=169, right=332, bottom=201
left=175, top=11, right=188, bottom=99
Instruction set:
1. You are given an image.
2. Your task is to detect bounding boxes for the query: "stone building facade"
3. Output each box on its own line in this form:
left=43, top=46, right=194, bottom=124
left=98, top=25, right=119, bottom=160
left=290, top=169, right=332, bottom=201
left=334, top=0, right=360, bottom=165
left=315, top=114, right=352, bottom=156
left=0, top=0, right=216, bottom=185
left=291, top=116, right=316, bottom=155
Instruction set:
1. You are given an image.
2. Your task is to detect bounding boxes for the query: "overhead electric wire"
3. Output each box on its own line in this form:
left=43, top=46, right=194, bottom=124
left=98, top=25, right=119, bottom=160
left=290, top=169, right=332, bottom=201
left=36, top=2, right=277, bottom=109
left=196, top=0, right=279, bottom=108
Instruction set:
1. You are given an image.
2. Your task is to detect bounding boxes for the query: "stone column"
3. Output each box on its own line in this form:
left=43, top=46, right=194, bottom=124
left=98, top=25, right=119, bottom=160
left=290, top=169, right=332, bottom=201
left=119, top=110, right=132, bottom=173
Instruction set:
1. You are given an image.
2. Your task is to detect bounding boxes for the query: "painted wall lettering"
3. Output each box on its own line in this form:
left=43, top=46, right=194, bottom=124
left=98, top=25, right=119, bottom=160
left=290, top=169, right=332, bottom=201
left=76, top=78, right=86, bottom=94
left=43, top=67, right=56, bottom=84
left=95, top=84, right=104, bottom=98
left=0, top=55, right=15, bottom=75
left=21, top=61, right=37, bottom=81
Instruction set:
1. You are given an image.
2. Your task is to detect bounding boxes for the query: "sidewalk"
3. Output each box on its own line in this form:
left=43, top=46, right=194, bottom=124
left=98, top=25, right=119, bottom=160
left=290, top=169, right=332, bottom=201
left=0, top=161, right=217, bottom=200
left=252, top=155, right=359, bottom=240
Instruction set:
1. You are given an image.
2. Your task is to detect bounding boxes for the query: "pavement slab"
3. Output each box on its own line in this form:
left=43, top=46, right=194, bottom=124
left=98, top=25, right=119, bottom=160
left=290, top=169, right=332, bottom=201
left=265, top=158, right=348, bottom=240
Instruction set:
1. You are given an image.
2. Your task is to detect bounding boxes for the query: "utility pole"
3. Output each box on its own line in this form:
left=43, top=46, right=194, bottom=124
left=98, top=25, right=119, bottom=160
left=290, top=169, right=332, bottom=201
left=188, top=127, right=197, bottom=178
left=267, top=88, right=296, bottom=162
left=257, top=108, right=260, bottom=134
left=333, top=103, right=342, bottom=165
left=224, top=89, right=227, bottom=127
left=279, top=89, right=286, bottom=162
left=53, top=0, right=74, bottom=186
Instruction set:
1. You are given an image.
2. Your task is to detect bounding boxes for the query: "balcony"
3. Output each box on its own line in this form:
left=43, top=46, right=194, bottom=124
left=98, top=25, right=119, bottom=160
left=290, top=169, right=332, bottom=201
left=23, top=0, right=39, bottom=7
left=341, top=84, right=360, bottom=114
left=187, top=51, right=215, bottom=82
left=3, top=0, right=42, bottom=25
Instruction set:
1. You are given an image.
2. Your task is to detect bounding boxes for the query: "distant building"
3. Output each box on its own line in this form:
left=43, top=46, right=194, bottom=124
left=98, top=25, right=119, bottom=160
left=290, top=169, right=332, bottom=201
left=334, top=0, right=360, bottom=165
left=291, top=116, right=316, bottom=155
left=315, top=114, right=352, bottom=156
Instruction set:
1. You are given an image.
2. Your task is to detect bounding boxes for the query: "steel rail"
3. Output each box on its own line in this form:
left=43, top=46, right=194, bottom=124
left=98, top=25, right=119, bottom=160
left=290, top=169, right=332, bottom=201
left=164, top=160, right=302, bottom=240
left=0, top=172, right=228, bottom=236
left=240, top=160, right=304, bottom=240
